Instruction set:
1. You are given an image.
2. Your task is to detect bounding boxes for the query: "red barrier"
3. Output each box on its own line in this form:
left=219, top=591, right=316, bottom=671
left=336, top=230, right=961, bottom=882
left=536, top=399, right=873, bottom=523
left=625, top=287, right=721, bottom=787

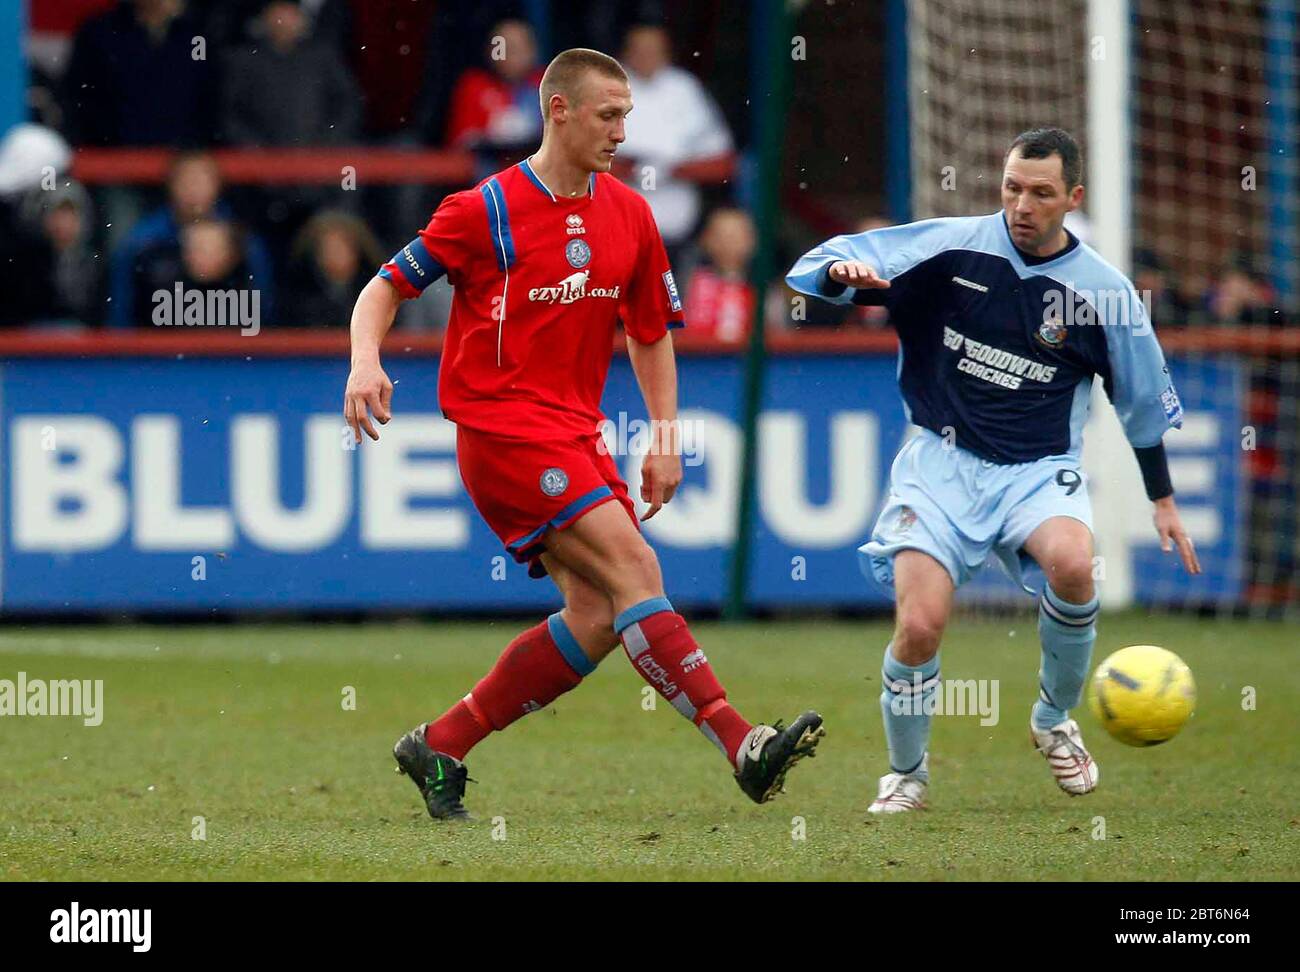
left=71, top=147, right=478, bottom=186
left=0, top=327, right=1294, bottom=358
left=70, top=148, right=738, bottom=188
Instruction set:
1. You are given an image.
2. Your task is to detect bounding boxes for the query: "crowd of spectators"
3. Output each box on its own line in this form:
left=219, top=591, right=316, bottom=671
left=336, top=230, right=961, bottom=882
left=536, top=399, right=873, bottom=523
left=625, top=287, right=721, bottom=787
left=4, top=0, right=753, bottom=334
left=1, top=0, right=1283, bottom=335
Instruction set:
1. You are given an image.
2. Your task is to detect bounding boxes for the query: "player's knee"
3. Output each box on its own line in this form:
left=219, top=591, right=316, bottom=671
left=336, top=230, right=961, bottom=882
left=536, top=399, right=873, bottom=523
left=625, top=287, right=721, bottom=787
left=610, top=539, right=663, bottom=595
left=1044, top=549, right=1095, bottom=602
left=894, top=605, right=945, bottom=661
left=566, top=587, right=616, bottom=643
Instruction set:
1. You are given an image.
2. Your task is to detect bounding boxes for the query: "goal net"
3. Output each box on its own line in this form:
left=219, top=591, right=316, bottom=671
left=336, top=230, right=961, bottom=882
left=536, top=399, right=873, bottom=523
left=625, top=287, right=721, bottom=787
left=905, top=0, right=1299, bottom=616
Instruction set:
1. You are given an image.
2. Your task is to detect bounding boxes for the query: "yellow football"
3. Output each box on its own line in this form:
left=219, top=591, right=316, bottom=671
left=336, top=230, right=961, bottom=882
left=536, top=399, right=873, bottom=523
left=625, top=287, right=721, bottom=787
left=1088, top=645, right=1196, bottom=746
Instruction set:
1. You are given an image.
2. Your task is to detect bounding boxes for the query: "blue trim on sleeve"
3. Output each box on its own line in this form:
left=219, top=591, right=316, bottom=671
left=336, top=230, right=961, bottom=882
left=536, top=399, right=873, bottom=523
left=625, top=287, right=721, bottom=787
left=613, top=596, right=675, bottom=634
left=667, top=320, right=686, bottom=330
left=480, top=178, right=517, bottom=271
left=547, top=612, right=596, bottom=677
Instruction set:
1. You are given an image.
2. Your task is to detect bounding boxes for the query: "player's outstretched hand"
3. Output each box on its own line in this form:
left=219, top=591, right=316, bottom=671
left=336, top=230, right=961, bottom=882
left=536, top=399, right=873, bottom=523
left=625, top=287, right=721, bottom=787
left=639, top=451, right=682, bottom=521
left=1153, top=496, right=1201, bottom=575
left=344, top=357, right=394, bottom=443
left=828, top=260, right=890, bottom=289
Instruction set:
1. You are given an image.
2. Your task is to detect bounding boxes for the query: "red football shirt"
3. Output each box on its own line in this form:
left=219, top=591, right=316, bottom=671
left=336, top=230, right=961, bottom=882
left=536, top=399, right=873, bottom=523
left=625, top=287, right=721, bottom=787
left=684, top=266, right=754, bottom=343
left=379, top=159, right=685, bottom=439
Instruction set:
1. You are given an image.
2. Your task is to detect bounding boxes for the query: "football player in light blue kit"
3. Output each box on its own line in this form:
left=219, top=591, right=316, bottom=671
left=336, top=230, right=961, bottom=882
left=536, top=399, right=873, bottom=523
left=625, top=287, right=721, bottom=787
left=786, top=128, right=1203, bottom=812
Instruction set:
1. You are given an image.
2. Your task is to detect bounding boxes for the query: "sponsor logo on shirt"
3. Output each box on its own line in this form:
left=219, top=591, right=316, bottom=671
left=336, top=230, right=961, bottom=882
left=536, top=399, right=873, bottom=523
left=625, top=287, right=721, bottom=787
left=1160, top=384, right=1184, bottom=425
left=662, top=270, right=682, bottom=312
left=527, top=270, right=621, bottom=305
left=565, top=214, right=586, bottom=236
left=952, top=275, right=989, bottom=293
left=943, top=325, right=1058, bottom=390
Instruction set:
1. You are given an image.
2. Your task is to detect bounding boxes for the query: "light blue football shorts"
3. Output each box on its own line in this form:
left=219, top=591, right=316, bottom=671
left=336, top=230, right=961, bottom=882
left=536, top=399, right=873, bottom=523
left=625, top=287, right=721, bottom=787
left=860, top=428, right=1094, bottom=597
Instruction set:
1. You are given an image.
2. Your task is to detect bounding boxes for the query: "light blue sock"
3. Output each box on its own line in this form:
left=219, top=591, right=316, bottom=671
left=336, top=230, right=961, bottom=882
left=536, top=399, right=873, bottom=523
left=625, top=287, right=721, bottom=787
left=880, top=644, right=940, bottom=780
left=1032, top=584, right=1100, bottom=730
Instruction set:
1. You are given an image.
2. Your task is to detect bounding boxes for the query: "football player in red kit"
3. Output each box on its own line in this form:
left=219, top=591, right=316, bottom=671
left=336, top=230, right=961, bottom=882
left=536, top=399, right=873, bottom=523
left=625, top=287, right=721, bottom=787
left=344, top=48, right=823, bottom=820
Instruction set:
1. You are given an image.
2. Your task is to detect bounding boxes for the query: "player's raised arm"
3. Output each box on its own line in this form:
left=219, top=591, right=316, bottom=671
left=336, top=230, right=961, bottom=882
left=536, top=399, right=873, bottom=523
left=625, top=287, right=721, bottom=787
left=785, top=217, right=969, bottom=308
left=1098, top=286, right=1202, bottom=575
left=786, top=234, right=889, bottom=304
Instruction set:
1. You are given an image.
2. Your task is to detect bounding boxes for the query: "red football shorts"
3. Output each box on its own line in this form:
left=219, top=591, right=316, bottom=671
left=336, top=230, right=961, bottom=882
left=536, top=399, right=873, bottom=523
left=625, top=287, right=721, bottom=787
left=455, top=425, right=640, bottom=577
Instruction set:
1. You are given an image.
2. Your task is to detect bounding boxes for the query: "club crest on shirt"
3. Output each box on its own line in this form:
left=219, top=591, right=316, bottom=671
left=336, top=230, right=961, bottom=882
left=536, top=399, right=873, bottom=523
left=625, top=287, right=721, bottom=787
left=898, top=506, right=917, bottom=534
left=1035, top=312, right=1068, bottom=349
left=565, top=239, right=591, bottom=268
left=540, top=467, right=569, bottom=497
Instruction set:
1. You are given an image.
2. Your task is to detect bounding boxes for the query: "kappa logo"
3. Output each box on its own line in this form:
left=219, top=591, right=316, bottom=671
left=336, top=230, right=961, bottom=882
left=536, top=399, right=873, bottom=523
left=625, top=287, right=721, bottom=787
left=680, top=648, right=708, bottom=673
left=402, top=245, right=425, bottom=278
left=565, top=213, right=586, bottom=235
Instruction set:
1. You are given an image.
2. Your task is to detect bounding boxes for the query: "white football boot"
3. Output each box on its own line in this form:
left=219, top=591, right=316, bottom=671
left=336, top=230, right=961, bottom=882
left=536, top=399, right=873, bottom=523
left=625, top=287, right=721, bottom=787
left=1030, top=718, right=1099, bottom=795
left=867, top=754, right=928, bottom=813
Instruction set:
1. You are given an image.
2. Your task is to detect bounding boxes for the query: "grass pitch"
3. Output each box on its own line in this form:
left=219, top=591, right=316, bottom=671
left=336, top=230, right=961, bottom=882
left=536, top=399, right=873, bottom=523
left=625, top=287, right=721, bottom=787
left=1, top=613, right=1295, bottom=881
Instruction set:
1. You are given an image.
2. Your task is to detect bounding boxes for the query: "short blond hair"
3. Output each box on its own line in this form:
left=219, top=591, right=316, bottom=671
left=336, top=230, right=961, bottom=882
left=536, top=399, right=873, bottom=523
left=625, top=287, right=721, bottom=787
left=538, top=48, right=628, bottom=123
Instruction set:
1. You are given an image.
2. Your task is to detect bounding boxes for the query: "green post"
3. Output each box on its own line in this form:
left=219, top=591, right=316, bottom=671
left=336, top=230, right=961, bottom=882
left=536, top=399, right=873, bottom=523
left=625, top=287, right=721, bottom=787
left=724, top=1, right=794, bottom=620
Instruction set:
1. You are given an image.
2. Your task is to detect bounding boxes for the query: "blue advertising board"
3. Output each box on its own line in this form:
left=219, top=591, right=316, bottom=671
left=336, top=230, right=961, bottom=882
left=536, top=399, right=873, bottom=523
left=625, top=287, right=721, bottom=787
left=0, top=352, right=1242, bottom=612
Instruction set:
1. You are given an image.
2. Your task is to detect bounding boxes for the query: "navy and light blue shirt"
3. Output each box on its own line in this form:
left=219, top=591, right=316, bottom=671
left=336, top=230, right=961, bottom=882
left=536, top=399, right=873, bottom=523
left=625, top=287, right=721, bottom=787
left=786, top=212, right=1184, bottom=464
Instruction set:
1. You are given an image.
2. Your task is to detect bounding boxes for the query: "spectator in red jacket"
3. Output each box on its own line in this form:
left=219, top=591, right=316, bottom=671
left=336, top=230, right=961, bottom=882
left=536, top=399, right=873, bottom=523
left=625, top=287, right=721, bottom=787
left=444, top=18, right=543, bottom=151
left=684, top=208, right=757, bottom=344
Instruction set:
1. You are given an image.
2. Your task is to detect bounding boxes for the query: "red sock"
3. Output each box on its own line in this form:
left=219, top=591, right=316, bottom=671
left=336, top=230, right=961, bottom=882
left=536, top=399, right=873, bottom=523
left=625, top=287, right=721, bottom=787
left=618, top=604, right=753, bottom=768
left=424, top=616, right=588, bottom=760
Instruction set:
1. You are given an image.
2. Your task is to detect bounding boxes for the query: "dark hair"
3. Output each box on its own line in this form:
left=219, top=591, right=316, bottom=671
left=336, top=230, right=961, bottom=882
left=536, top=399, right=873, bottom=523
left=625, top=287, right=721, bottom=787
left=1006, top=127, right=1082, bottom=189
left=539, top=49, right=629, bottom=121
